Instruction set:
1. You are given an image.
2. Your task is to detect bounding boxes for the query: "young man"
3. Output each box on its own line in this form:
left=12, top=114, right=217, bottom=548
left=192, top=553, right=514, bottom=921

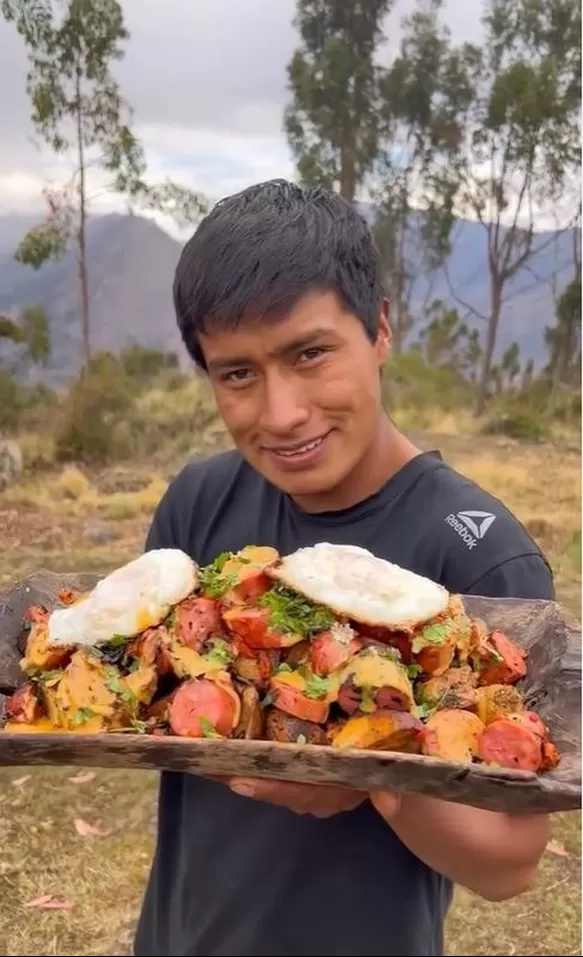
left=133, top=179, right=553, bottom=957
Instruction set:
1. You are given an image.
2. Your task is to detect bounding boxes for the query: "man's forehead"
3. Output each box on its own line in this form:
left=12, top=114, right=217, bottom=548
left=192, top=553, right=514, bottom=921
left=199, top=292, right=350, bottom=367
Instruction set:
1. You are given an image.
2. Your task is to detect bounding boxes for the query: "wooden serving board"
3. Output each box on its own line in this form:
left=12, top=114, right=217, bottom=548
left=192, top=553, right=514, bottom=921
left=0, top=571, right=580, bottom=815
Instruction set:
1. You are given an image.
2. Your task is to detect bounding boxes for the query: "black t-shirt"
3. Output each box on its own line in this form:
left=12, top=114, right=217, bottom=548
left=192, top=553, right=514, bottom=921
left=133, top=448, right=554, bottom=957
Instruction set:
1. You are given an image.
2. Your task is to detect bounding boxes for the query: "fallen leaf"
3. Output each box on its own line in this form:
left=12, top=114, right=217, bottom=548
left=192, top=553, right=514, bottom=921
left=545, top=839, right=569, bottom=856
left=12, top=775, right=30, bottom=787
left=24, top=894, right=73, bottom=910
left=74, top=817, right=108, bottom=837
left=68, top=771, right=95, bottom=784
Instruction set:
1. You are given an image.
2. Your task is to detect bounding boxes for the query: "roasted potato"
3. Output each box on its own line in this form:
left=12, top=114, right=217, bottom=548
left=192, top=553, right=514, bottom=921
left=421, top=708, right=485, bottom=762
left=416, top=665, right=477, bottom=711
left=265, top=709, right=328, bottom=745
left=330, top=710, right=424, bottom=752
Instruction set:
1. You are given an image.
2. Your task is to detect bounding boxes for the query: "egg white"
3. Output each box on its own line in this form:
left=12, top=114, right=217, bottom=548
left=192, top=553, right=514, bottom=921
left=269, top=542, right=450, bottom=630
left=47, top=548, right=199, bottom=647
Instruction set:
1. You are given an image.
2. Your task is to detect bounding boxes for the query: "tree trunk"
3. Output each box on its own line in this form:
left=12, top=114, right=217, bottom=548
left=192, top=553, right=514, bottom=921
left=339, top=141, right=356, bottom=201
left=75, top=69, right=90, bottom=369
left=474, top=274, right=502, bottom=417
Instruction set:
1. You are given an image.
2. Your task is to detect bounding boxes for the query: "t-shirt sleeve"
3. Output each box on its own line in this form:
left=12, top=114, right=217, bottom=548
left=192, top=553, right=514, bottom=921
left=463, top=553, right=556, bottom=600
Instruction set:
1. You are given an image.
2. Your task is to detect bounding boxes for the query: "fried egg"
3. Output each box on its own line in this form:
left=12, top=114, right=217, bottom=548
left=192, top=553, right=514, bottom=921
left=268, top=542, right=449, bottom=631
left=47, top=548, right=199, bottom=647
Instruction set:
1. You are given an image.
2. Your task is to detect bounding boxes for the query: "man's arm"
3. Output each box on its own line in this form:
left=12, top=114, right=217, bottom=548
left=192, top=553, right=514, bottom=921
left=373, top=551, right=555, bottom=901
left=372, top=791, right=549, bottom=901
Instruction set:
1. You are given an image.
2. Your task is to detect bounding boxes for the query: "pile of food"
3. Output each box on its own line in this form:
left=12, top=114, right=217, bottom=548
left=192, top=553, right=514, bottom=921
left=0, top=542, right=560, bottom=773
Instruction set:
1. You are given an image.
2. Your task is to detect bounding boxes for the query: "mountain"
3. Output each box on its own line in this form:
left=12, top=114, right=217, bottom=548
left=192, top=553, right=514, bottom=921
left=0, top=213, right=189, bottom=386
left=357, top=204, right=576, bottom=367
left=0, top=209, right=575, bottom=385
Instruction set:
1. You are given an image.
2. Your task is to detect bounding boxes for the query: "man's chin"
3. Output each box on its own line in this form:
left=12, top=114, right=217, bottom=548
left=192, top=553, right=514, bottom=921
left=262, top=462, right=346, bottom=503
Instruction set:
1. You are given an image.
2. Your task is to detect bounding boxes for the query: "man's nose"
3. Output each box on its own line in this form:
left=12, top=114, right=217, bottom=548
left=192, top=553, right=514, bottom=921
left=259, top=373, right=310, bottom=436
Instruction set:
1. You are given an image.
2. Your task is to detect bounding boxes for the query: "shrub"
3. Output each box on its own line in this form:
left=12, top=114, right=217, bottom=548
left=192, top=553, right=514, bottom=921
left=54, top=352, right=134, bottom=464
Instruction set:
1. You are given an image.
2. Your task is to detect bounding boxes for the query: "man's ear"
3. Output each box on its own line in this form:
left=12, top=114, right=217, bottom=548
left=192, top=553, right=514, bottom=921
left=376, top=297, right=392, bottom=364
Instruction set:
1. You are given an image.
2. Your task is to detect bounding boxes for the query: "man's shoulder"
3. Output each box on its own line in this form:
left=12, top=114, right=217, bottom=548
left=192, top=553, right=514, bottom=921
left=407, top=454, right=553, bottom=597
left=419, top=455, right=540, bottom=553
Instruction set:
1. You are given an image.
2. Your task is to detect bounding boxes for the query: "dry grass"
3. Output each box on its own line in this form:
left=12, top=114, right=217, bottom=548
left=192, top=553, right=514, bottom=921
left=0, top=425, right=580, bottom=957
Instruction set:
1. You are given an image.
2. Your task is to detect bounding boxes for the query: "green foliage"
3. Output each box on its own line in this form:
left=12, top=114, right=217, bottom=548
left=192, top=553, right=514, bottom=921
left=417, top=299, right=481, bottom=380
left=120, top=345, right=179, bottom=385
left=19, top=305, right=50, bottom=365
left=371, top=0, right=473, bottom=349
left=444, top=0, right=581, bottom=413
left=545, top=275, right=582, bottom=389
left=0, top=315, right=26, bottom=345
left=51, top=351, right=219, bottom=465
left=381, top=347, right=474, bottom=414
left=0, top=304, right=51, bottom=367
left=0, top=370, right=23, bottom=433
left=3, top=0, right=207, bottom=368
left=479, top=407, right=547, bottom=442
left=0, top=370, right=58, bottom=436
left=54, top=351, right=133, bottom=463
left=284, top=0, right=392, bottom=199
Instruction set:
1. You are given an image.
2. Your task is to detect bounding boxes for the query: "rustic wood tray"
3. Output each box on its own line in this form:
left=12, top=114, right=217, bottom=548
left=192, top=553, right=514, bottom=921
left=0, top=570, right=580, bottom=814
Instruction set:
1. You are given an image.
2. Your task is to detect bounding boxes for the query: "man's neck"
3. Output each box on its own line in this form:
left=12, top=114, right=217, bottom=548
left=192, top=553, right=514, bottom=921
left=291, top=417, right=422, bottom=514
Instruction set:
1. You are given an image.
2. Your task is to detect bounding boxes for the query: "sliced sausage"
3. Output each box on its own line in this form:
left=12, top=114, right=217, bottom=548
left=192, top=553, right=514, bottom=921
left=168, top=677, right=240, bottom=737
left=223, top=607, right=304, bottom=649
left=173, top=597, right=223, bottom=651
left=476, top=717, right=542, bottom=771
left=3, top=682, right=41, bottom=723
left=473, top=630, right=527, bottom=686
left=309, top=629, right=363, bottom=676
left=269, top=674, right=330, bottom=724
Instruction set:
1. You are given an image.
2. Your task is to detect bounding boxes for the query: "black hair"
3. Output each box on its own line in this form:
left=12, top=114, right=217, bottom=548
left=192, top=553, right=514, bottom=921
left=172, top=178, right=384, bottom=368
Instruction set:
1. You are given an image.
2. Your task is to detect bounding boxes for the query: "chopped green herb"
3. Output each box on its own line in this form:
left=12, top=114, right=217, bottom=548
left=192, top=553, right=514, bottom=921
left=71, top=706, right=97, bottom=725
left=104, top=665, right=137, bottom=708
left=359, top=686, right=376, bottom=713
left=199, top=716, right=220, bottom=738
left=413, top=701, right=433, bottom=720
left=260, top=690, right=276, bottom=709
left=303, top=672, right=330, bottom=699
left=203, top=638, right=234, bottom=667
left=107, top=633, right=128, bottom=647
left=30, top=669, right=62, bottom=685
left=257, top=585, right=335, bottom=638
left=411, top=619, right=453, bottom=654
left=198, top=552, right=239, bottom=598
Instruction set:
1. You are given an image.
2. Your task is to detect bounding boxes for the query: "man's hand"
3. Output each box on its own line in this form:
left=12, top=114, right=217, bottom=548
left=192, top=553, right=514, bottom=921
left=227, top=776, right=367, bottom=817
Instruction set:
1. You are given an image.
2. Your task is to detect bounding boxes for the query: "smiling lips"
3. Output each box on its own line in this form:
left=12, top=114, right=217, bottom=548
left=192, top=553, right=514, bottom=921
left=265, top=432, right=330, bottom=463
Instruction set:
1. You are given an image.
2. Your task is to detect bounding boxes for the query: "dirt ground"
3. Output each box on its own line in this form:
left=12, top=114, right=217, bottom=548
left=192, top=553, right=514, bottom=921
left=0, top=429, right=580, bottom=957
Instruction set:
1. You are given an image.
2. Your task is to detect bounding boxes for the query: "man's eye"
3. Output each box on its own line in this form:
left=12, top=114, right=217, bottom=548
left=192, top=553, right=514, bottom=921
left=298, top=346, right=326, bottom=362
left=223, top=368, right=253, bottom=383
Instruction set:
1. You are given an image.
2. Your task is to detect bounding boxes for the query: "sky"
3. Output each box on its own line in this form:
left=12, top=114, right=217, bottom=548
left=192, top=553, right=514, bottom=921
left=0, top=0, right=566, bottom=239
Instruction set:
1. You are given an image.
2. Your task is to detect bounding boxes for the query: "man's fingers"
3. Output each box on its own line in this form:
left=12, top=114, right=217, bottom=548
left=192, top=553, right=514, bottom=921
left=369, top=790, right=402, bottom=820
left=229, top=776, right=294, bottom=802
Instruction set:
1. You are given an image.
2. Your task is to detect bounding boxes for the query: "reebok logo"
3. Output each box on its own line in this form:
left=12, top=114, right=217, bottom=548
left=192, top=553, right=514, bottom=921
left=444, top=510, right=497, bottom=550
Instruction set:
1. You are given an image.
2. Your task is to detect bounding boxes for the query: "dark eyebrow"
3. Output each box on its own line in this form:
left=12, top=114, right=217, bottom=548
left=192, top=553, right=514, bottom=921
left=206, top=327, right=337, bottom=374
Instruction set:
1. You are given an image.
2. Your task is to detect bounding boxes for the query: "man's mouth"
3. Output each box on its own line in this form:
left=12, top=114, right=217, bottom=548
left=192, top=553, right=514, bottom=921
left=264, top=432, right=330, bottom=460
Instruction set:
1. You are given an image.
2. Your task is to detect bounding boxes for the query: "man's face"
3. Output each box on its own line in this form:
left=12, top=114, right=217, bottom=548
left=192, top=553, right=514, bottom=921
left=198, top=291, right=390, bottom=506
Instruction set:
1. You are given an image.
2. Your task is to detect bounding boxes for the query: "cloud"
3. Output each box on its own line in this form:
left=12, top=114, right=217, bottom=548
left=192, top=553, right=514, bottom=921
left=0, top=0, right=505, bottom=235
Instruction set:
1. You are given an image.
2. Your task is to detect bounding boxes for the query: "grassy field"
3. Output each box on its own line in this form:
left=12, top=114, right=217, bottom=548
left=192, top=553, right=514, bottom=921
left=0, top=425, right=580, bottom=957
